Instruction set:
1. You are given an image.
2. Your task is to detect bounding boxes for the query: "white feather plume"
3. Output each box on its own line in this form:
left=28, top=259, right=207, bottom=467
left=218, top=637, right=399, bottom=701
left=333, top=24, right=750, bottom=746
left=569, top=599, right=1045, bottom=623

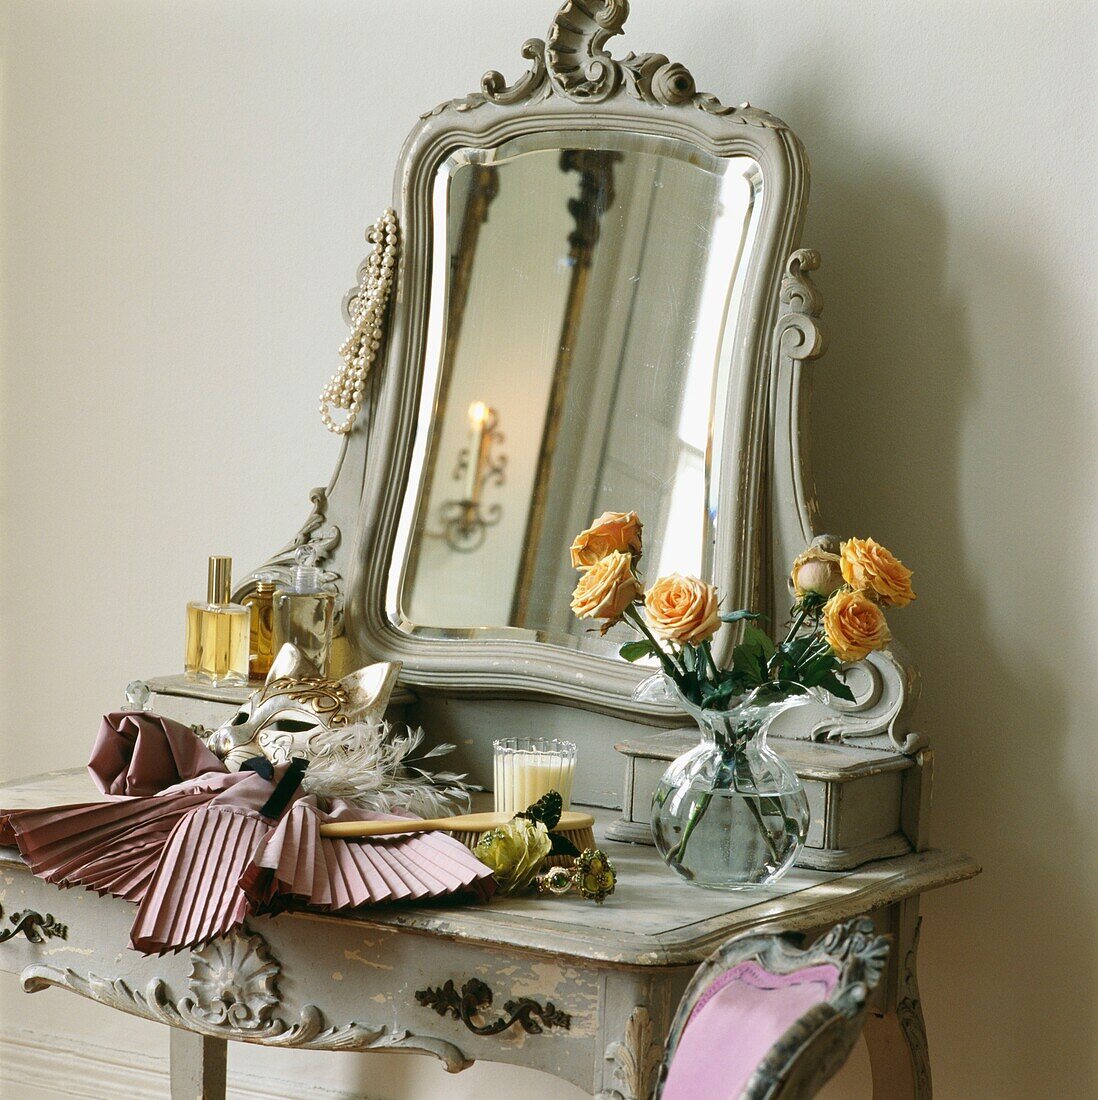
left=300, top=719, right=472, bottom=817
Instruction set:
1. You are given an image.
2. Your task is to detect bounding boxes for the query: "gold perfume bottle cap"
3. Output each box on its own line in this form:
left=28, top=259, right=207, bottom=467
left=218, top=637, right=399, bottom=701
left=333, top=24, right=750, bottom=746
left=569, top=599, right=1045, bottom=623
left=207, top=556, right=233, bottom=605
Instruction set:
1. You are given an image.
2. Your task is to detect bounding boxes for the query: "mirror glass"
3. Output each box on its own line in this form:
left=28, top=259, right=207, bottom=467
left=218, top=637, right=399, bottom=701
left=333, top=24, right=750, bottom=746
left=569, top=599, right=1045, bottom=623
left=388, top=132, right=762, bottom=655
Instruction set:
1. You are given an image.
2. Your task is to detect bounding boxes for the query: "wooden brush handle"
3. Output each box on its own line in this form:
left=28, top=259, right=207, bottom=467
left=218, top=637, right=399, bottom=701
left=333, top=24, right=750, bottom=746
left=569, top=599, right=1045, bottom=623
left=319, top=810, right=594, bottom=839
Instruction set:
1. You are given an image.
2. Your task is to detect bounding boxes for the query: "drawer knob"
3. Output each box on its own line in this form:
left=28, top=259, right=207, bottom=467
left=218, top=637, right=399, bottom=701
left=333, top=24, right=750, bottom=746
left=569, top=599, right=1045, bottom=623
left=416, top=977, right=570, bottom=1036
left=0, top=904, right=68, bottom=944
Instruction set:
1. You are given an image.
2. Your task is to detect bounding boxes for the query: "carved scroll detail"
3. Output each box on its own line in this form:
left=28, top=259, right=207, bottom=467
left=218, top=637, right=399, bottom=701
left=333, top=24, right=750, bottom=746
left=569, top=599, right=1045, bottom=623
left=237, top=486, right=342, bottom=613
left=21, top=928, right=470, bottom=1070
left=776, top=248, right=827, bottom=362
left=422, top=38, right=550, bottom=118
left=766, top=646, right=926, bottom=754
left=896, top=919, right=932, bottom=1095
left=425, top=1, right=787, bottom=128
left=602, top=1005, right=663, bottom=1100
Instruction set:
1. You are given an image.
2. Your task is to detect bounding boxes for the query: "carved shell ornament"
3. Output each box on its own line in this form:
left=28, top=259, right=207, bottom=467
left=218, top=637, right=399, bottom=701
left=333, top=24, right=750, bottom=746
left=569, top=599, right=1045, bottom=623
left=188, top=930, right=280, bottom=1031
left=424, top=0, right=785, bottom=128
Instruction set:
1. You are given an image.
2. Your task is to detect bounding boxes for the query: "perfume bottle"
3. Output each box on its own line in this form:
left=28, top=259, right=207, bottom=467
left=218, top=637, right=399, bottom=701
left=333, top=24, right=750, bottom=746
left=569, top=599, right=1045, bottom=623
left=185, top=556, right=250, bottom=686
left=272, top=545, right=336, bottom=675
left=242, top=572, right=278, bottom=680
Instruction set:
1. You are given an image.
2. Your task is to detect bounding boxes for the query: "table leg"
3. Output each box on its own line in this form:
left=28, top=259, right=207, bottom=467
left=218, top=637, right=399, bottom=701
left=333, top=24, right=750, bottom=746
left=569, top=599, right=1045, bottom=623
left=865, top=901, right=931, bottom=1098
left=170, top=1029, right=227, bottom=1100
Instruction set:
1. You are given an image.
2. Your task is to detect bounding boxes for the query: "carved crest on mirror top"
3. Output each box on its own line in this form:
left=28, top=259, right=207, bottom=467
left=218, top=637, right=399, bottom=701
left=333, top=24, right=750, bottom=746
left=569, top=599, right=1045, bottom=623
left=240, top=0, right=921, bottom=754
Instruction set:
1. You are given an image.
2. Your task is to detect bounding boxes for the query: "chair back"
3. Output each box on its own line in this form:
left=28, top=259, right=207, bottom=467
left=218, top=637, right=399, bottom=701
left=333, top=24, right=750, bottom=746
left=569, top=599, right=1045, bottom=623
left=658, top=918, right=889, bottom=1100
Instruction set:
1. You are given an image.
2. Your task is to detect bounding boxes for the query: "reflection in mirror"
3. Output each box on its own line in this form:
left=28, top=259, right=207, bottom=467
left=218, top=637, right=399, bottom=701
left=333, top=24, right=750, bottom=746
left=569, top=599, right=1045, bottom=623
left=391, top=133, right=762, bottom=655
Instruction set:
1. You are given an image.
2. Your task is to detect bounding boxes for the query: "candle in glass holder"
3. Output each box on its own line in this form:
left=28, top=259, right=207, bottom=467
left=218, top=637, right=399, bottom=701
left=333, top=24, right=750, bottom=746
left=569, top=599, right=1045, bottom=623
left=493, top=738, right=577, bottom=815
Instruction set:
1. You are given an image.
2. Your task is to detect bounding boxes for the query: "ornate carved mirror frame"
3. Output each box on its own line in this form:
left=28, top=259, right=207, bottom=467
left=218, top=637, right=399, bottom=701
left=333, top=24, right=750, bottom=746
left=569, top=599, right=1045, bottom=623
left=253, top=1, right=920, bottom=750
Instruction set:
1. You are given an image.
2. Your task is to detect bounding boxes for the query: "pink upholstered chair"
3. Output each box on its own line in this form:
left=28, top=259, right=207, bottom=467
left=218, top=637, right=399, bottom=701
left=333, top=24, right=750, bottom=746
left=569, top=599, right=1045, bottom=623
left=658, top=918, right=890, bottom=1100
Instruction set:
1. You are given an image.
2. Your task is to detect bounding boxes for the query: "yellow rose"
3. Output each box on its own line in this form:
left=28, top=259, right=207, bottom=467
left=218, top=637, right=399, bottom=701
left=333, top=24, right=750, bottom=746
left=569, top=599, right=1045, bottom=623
left=570, top=551, right=641, bottom=624
left=790, top=542, right=844, bottom=597
left=473, top=818, right=552, bottom=894
left=840, top=538, right=915, bottom=607
left=644, top=574, right=720, bottom=645
left=570, top=510, right=643, bottom=569
left=823, top=590, right=891, bottom=662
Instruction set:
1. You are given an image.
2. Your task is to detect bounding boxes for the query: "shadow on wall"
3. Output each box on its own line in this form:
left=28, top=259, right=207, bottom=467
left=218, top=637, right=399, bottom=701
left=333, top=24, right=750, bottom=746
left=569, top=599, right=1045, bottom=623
left=798, top=109, right=1095, bottom=1095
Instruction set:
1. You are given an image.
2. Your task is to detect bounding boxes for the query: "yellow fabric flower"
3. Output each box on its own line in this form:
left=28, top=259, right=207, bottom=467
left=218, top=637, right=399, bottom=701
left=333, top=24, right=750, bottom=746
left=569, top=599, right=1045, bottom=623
left=840, top=538, right=916, bottom=608
left=644, top=574, right=721, bottom=645
left=570, top=551, right=642, bottom=626
left=570, top=510, right=643, bottom=569
left=474, top=818, right=552, bottom=894
left=823, top=590, right=891, bottom=662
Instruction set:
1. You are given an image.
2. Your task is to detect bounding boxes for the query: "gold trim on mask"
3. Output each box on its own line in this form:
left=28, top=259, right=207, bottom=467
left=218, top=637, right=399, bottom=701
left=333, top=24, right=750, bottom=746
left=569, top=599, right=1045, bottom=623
left=260, top=676, right=352, bottom=728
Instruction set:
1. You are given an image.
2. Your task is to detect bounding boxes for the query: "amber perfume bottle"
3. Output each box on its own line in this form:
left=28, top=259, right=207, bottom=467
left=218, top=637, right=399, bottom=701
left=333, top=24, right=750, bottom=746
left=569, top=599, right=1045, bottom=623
left=185, top=556, right=250, bottom=686
left=242, top=572, right=278, bottom=680
left=272, top=546, right=335, bottom=675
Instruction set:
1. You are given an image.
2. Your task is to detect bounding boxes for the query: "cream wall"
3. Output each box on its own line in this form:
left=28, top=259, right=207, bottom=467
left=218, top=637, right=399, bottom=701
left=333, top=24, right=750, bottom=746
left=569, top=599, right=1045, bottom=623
left=1, top=2, right=1095, bottom=1098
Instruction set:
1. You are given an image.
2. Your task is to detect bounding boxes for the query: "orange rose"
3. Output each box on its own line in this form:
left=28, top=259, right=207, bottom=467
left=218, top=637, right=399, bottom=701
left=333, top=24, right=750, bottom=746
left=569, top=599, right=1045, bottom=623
left=823, top=590, right=891, bottom=662
left=570, top=511, right=643, bottom=569
left=840, top=538, right=916, bottom=608
left=790, top=542, right=844, bottom=597
left=644, top=574, right=720, bottom=645
left=570, top=551, right=641, bottom=624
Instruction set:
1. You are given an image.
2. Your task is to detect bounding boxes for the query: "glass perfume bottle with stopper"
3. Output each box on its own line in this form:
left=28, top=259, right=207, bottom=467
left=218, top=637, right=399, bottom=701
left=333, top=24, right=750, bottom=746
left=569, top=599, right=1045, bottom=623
left=241, top=572, right=279, bottom=680
left=185, top=556, right=250, bottom=686
left=272, top=546, right=336, bottom=675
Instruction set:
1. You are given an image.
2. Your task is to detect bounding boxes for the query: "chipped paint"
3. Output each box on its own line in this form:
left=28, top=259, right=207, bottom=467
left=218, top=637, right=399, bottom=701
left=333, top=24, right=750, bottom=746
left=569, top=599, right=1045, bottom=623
left=343, top=947, right=393, bottom=971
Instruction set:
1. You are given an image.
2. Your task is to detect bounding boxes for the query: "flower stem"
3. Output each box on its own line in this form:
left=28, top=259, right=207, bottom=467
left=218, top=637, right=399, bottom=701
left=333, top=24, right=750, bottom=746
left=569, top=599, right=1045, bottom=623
left=702, top=640, right=721, bottom=682
left=625, top=605, right=687, bottom=681
left=767, top=602, right=813, bottom=678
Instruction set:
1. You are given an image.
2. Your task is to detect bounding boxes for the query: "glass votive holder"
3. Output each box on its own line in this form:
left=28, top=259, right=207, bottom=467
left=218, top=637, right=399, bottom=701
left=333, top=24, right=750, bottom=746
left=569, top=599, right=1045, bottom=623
left=492, top=738, right=577, bottom=815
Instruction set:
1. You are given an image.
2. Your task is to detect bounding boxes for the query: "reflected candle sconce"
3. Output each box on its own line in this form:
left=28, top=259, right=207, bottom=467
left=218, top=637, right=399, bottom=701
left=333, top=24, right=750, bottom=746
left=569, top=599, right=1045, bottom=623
left=438, top=400, right=507, bottom=552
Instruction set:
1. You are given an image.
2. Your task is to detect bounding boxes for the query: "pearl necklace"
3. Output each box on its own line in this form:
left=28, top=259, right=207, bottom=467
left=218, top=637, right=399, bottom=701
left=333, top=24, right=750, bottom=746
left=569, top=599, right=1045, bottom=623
left=319, top=208, right=400, bottom=435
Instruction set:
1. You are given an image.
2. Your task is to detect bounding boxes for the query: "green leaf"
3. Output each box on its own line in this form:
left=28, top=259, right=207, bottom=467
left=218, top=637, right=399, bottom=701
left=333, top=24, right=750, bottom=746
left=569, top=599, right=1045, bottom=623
left=516, top=789, right=563, bottom=830
left=681, top=645, right=697, bottom=673
left=818, top=671, right=857, bottom=703
left=619, top=639, right=655, bottom=663
left=742, top=624, right=776, bottom=660
left=719, top=609, right=767, bottom=624
left=547, top=831, right=580, bottom=857
left=731, top=642, right=765, bottom=687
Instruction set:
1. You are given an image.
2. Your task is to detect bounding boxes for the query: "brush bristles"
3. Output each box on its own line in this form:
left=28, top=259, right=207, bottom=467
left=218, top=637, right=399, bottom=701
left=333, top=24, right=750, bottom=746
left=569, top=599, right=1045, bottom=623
left=454, top=824, right=597, bottom=865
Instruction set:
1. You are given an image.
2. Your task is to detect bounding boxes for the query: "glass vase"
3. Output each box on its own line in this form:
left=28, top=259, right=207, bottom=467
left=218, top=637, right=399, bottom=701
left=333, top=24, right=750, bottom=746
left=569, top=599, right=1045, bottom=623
left=645, top=676, right=810, bottom=889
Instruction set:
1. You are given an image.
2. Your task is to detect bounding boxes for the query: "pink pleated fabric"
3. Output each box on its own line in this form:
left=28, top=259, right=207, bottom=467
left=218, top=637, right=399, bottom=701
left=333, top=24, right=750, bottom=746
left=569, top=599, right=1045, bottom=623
left=130, top=770, right=283, bottom=955
left=0, top=788, right=215, bottom=901
left=242, top=798, right=496, bottom=911
left=1, top=712, right=496, bottom=956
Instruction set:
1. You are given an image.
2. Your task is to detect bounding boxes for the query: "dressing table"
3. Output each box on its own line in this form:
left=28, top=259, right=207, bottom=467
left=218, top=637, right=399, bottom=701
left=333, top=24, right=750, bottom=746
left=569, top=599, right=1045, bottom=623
left=0, top=3, right=978, bottom=1097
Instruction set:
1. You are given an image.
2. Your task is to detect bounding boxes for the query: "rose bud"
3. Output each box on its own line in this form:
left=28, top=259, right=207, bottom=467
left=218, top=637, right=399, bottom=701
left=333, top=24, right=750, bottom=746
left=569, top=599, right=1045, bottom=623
left=790, top=540, right=845, bottom=598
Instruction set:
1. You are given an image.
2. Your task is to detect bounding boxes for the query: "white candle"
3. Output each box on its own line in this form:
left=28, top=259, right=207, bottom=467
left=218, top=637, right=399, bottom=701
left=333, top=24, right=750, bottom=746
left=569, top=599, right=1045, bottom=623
left=493, top=739, right=577, bottom=815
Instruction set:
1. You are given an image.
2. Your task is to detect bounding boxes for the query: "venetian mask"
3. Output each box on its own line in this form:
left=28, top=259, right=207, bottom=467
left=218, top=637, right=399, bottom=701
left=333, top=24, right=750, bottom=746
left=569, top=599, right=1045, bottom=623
left=206, top=644, right=401, bottom=770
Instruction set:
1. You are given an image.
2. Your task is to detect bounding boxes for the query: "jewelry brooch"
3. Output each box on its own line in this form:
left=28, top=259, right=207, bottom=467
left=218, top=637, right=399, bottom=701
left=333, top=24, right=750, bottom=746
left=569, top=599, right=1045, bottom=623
left=537, top=848, right=617, bottom=904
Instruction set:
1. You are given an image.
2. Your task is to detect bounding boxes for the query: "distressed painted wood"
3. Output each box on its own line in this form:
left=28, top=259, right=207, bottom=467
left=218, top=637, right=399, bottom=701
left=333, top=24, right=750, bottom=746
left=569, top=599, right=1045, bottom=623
left=0, top=767, right=975, bottom=1098
left=169, top=1031, right=227, bottom=1100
